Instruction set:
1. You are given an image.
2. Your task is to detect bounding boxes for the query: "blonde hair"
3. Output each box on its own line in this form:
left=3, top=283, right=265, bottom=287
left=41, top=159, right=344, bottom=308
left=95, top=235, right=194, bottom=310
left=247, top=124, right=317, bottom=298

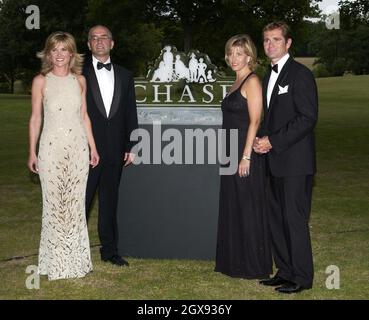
left=37, top=31, right=83, bottom=75
left=225, top=34, right=257, bottom=71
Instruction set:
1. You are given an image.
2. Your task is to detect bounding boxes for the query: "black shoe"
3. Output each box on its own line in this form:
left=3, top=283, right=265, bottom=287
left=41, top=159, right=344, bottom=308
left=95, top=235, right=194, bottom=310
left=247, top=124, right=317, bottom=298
left=102, top=255, right=129, bottom=267
left=259, top=275, right=289, bottom=286
left=275, top=282, right=306, bottom=294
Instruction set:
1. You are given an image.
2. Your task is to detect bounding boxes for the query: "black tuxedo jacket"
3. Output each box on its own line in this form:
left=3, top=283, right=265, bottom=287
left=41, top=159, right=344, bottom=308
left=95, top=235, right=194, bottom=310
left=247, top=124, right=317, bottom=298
left=260, top=57, right=318, bottom=177
left=83, top=56, right=138, bottom=165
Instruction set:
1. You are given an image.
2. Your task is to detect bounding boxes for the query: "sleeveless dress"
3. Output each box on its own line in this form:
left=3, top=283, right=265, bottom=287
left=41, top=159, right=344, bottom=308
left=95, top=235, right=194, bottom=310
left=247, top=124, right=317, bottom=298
left=215, top=73, right=272, bottom=279
left=37, top=72, right=92, bottom=280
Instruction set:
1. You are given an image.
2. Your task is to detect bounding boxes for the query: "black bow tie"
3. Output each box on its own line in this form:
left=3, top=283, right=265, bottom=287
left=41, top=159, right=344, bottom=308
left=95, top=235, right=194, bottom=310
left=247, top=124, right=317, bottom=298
left=97, top=61, right=112, bottom=71
left=271, top=64, right=278, bottom=73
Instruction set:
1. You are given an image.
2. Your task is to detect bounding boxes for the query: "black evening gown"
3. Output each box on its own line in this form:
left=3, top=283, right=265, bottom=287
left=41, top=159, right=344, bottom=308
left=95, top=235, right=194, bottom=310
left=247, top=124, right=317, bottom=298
left=215, top=73, right=272, bottom=279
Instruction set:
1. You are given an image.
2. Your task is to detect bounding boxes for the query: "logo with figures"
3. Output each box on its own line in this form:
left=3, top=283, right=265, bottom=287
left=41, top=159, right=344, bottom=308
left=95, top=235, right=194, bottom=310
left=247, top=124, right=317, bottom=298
left=148, top=46, right=217, bottom=84
left=135, top=46, right=231, bottom=107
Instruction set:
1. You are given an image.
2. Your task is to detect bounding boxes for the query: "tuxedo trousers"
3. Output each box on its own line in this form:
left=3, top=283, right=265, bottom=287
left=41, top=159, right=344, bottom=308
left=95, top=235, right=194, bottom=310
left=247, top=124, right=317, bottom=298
left=86, top=162, right=123, bottom=260
left=267, top=174, right=314, bottom=288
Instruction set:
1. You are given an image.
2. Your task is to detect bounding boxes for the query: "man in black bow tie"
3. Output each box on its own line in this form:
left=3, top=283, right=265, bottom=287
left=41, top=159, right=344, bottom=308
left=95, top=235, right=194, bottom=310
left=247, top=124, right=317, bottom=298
left=97, top=61, right=112, bottom=71
left=271, top=63, right=278, bottom=73
left=83, top=25, right=138, bottom=267
left=254, top=22, right=318, bottom=294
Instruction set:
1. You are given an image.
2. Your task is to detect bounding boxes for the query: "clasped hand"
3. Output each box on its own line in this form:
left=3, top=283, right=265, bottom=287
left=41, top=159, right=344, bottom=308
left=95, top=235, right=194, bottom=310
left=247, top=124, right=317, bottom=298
left=253, top=136, right=272, bottom=154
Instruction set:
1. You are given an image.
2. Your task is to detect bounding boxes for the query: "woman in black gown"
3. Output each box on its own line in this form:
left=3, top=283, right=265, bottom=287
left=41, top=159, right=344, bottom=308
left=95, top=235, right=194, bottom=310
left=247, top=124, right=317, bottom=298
left=215, top=34, right=272, bottom=279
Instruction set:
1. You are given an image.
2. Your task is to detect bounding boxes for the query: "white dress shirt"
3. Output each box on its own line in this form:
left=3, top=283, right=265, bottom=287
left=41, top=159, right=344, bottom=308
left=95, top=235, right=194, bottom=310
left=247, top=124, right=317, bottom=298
left=267, top=53, right=290, bottom=108
left=92, top=55, right=115, bottom=117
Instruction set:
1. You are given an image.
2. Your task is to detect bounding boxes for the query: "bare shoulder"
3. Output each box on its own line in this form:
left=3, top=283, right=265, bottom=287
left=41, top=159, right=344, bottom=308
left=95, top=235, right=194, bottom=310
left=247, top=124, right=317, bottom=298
left=246, top=73, right=261, bottom=86
left=76, top=74, right=86, bottom=84
left=32, top=74, right=45, bottom=87
left=76, top=74, right=86, bottom=90
left=32, top=74, right=46, bottom=95
left=243, top=73, right=261, bottom=92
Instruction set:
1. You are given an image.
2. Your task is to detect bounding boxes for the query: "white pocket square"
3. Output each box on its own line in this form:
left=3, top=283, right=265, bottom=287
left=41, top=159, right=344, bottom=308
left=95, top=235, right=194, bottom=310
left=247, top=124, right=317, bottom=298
left=278, top=85, right=289, bottom=95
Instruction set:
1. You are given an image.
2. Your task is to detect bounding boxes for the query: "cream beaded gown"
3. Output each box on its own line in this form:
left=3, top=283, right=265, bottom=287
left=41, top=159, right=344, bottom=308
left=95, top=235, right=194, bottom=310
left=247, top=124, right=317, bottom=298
left=37, top=72, right=92, bottom=280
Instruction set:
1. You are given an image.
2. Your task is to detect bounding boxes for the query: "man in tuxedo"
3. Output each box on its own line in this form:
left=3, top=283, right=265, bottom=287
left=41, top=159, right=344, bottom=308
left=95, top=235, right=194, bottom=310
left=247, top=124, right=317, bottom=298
left=253, top=22, right=318, bottom=293
left=83, top=25, right=138, bottom=266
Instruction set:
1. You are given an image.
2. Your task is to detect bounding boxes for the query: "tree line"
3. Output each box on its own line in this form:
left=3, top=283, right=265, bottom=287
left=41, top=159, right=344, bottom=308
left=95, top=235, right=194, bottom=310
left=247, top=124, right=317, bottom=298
left=0, top=0, right=368, bottom=93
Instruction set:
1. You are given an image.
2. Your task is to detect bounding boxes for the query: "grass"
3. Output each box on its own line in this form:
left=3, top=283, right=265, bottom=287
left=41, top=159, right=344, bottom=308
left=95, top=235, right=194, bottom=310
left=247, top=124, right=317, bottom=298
left=0, top=75, right=369, bottom=299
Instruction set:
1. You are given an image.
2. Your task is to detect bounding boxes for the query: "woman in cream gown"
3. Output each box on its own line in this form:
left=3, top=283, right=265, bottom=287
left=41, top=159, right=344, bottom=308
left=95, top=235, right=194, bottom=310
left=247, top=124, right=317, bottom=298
left=28, top=32, right=99, bottom=280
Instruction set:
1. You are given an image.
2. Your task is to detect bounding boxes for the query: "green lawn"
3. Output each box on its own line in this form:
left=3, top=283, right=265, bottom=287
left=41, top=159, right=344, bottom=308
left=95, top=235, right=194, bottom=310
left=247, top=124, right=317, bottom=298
left=0, top=76, right=368, bottom=299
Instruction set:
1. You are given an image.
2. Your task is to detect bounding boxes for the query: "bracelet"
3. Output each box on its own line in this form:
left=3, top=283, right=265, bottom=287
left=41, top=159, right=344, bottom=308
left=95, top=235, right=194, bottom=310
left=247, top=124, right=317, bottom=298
left=242, top=154, right=251, bottom=161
